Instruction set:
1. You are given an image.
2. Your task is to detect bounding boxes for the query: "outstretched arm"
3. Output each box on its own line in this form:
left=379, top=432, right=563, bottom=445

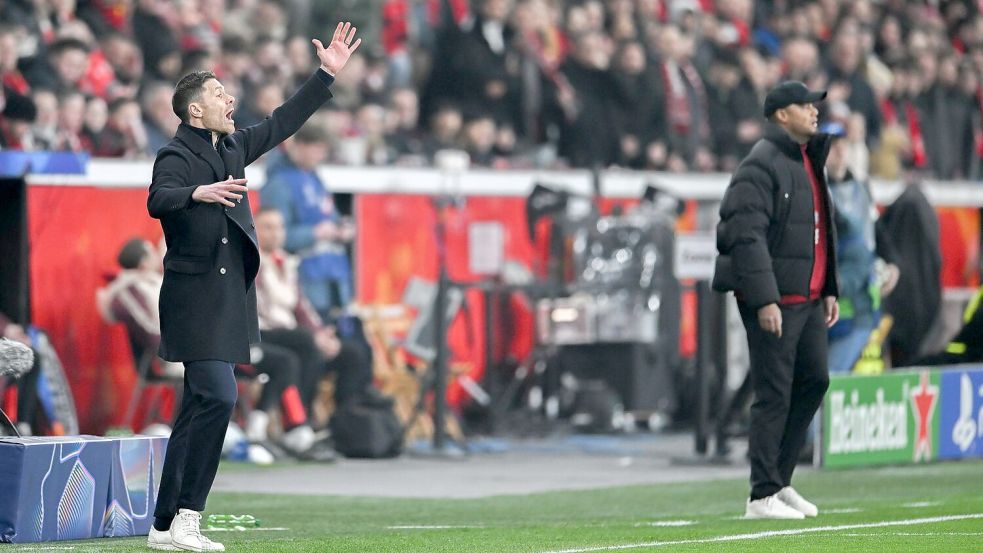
left=235, top=22, right=362, bottom=166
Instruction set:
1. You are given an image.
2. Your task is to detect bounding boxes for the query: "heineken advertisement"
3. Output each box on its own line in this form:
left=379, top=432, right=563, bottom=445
left=823, top=366, right=983, bottom=467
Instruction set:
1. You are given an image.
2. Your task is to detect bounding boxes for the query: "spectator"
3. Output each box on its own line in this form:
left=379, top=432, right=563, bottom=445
left=0, top=25, right=30, bottom=95
left=132, top=0, right=182, bottom=81
left=654, top=25, right=712, bottom=171
left=558, top=30, right=621, bottom=168
left=141, top=82, right=181, bottom=155
left=30, top=88, right=59, bottom=150
left=827, top=25, right=882, bottom=147
left=99, top=33, right=144, bottom=99
left=461, top=113, right=498, bottom=167
left=442, top=0, right=520, bottom=132
left=90, top=97, right=146, bottom=158
left=26, top=38, right=91, bottom=96
left=82, top=95, right=108, bottom=149
left=54, top=90, right=89, bottom=152
left=0, top=92, right=37, bottom=149
left=611, top=40, right=666, bottom=169
left=423, top=101, right=463, bottom=160
left=386, top=87, right=426, bottom=162
left=261, top=121, right=355, bottom=319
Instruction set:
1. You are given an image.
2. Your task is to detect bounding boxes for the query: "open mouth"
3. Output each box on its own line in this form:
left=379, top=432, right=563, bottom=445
left=225, top=109, right=234, bottom=124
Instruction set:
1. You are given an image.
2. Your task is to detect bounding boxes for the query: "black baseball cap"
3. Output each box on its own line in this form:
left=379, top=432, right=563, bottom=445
left=763, top=81, right=827, bottom=118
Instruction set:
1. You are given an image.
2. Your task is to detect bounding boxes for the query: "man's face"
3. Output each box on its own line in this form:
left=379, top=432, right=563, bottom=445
left=776, top=103, right=818, bottom=139
left=255, top=210, right=286, bottom=253
left=190, top=78, right=236, bottom=134
left=54, top=48, right=88, bottom=85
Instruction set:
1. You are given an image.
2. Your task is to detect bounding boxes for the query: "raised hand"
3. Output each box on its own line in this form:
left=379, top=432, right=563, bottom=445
left=192, top=175, right=248, bottom=207
left=312, top=22, right=362, bottom=77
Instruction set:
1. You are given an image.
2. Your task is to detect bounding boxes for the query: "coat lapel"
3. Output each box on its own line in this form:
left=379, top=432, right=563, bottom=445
left=176, top=124, right=226, bottom=182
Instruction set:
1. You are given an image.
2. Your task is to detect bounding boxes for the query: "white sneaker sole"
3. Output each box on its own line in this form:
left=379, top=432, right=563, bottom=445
left=147, top=542, right=179, bottom=551
left=744, top=512, right=805, bottom=520
left=171, top=540, right=225, bottom=552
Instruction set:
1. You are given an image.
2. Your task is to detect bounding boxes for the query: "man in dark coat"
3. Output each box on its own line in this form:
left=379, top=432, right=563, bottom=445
left=712, top=81, right=839, bottom=520
left=145, top=22, right=362, bottom=553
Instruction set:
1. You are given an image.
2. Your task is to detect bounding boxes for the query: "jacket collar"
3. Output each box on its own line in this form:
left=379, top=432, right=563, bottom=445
left=763, top=121, right=833, bottom=166
left=176, top=123, right=225, bottom=181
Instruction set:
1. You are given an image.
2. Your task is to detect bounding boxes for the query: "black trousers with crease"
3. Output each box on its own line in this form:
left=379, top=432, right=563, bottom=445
left=738, top=300, right=830, bottom=500
left=154, top=359, right=237, bottom=518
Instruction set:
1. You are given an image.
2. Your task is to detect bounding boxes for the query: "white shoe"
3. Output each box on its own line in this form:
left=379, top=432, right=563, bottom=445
left=777, top=486, right=819, bottom=517
left=170, top=509, right=225, bottom=552
left=744, top=495, right=806, bottom=520
left=147, top=526, right=179, bottom=551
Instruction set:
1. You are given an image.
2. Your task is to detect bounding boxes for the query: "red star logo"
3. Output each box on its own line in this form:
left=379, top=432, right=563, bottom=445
left=910, top=371, right=939, bottom=462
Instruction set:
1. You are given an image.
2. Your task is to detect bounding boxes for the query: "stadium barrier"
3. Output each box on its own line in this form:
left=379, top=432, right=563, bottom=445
left=822, top=365, right=983, bottom=467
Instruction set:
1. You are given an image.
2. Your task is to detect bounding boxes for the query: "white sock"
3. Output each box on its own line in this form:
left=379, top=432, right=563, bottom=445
left=245, top=410, right=270, bottom=442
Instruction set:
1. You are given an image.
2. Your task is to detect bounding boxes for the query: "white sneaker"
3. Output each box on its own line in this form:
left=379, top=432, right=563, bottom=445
left=777, top=486, right=819, bottom=517
left=170, top=509, right=225, bottom=552
left=744, top=495, right=806, bottom=520
left=147, top=526, right=179, bottom=551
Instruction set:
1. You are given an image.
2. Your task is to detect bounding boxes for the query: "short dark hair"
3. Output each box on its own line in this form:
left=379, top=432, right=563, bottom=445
left=117, top=238, right=149, bottom=270
left=171, top=71, right=216, bottom=124
left=48, top=38, right=90, bottom=57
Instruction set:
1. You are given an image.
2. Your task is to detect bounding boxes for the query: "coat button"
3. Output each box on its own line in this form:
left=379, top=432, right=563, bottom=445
left=219, top=267, right=227, bottom=275
left=221, top=237, right=228, bottom=244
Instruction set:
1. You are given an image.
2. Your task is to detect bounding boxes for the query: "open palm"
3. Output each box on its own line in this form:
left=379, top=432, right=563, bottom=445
left=313, top=21, right=362, bottom=76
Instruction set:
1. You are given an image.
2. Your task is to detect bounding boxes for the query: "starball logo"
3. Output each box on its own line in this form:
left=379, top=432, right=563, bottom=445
left=910, top=371, right=939, bottom=462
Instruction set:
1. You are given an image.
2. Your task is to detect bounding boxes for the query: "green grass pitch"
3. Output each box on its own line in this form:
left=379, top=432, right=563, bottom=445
left=6, top=460, right=983, bottom=552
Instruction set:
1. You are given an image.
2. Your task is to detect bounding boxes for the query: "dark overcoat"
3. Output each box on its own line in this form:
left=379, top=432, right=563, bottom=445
left=148, top=72, right=333, bottom=363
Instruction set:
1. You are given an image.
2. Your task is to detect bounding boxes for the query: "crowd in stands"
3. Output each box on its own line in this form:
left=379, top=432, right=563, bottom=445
left=0, top=0, right=981, bottom=179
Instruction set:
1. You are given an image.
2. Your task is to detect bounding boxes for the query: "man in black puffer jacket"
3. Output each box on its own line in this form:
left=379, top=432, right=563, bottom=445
left=712, top=81, right=839, bottom=520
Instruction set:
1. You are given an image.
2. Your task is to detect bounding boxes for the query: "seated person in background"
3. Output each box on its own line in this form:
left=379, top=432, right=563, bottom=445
left=254, top=207, right=390, bottom=416
left=260, top=122, right=355, bottom=322
left=912, top=284, right=983, bottom=367
left=98, top=238, right=333, bottom=460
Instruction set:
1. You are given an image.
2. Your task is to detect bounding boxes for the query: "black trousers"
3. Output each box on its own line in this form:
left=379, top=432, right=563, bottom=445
left=261, top=327, right=373, bottom=410
left=154, top=360, right=237, bottom=518
left=738, top=300, right=830, bottom=500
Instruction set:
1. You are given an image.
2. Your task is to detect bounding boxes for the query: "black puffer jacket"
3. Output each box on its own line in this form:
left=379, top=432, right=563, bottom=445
left=712, top=124, right=839, bottom=309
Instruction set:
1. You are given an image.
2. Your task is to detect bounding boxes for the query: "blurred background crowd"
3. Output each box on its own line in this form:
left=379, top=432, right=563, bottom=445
left=0, top=0, right=981, bottom=179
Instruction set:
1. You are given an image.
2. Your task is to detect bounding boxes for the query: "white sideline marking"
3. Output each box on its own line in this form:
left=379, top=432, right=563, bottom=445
left=204, top=527, right=289, bottom=532
left=10, top=548, right=76, bottom=551
left=388, top=525, right=484, bottom=530
left=634, top=521, right=696, bottom=528
left=840, top=532, right=983, bottom=537
left=902, top=501, right=941, bottom=508
left=537, top=513, right=983, bottom=553
left=824, top=508, right=863, bottom=514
